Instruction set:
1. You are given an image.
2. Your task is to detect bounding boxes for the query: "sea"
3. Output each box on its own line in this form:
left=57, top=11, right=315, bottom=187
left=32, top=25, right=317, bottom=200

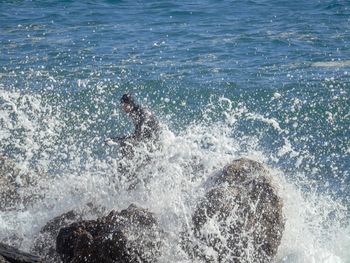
left=0, top=0, right=349, bottom=262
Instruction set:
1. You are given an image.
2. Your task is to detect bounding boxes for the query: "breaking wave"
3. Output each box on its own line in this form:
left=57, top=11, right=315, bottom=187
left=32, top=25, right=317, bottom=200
left=0, top=87, right=349, bottom=262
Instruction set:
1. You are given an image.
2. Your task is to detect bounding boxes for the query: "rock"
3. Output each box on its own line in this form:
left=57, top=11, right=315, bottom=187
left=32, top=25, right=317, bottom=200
left=31, top=203, right=106, bottom=262
left=31, top=210, right=80, bottom=262
left=188, top=157, right=284, bottom=263
left=0, top=242, right=42, bottom=263
left=56, top=204, right=164, bottom=263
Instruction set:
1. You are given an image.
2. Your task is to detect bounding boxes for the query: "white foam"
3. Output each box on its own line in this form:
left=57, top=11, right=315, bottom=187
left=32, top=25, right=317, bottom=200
left=312, top=60, right=350, bottom=68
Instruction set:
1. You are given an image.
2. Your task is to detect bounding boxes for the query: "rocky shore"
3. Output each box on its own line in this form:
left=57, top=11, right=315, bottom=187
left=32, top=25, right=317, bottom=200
left=0, top=157, right=284, bottom=262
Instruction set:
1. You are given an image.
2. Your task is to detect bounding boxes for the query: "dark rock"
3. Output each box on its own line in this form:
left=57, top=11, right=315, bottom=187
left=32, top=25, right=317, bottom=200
left=31, top=203, right=106, bottom=262
left=31, top=210, right=80, bottom=262
left=188, top=157, right=284, bottom=263
left=0, top=242, right=42, bottom=263
left=56, top=204, right=163, bottom=263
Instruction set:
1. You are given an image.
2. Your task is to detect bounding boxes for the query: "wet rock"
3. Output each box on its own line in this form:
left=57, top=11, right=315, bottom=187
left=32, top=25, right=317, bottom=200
left=188, top=157, right=284, bottom=263
left=31, top=203, right=106, bottom=262
left=0, top=242, right=42, bottom=263
left=56, top=204, right=163, bottom=263
left=31, top=210, right=80, bottom=262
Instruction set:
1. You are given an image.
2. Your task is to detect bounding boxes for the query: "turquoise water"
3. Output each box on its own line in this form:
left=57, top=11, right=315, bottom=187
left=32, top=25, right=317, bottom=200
left=1, top=1, right=349, bottom=262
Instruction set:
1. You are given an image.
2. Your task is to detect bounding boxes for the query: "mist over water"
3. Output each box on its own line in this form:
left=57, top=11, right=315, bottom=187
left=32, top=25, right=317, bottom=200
left=1, top=0, right=349, bottom=262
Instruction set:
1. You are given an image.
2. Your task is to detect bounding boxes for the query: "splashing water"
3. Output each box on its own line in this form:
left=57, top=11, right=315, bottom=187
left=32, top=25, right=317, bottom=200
left=0, top=86, right=349, bottom=263
left=1, top=0, right=349, bottom=261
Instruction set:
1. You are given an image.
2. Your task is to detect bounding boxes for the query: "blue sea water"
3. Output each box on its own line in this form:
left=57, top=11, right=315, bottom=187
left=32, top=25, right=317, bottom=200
left=0, top=0, right=349, bottom=262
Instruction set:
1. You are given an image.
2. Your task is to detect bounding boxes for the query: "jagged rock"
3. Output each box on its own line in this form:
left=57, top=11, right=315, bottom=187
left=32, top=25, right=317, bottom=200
left=31, top=210, right=80, bottom=262
left=31, top=203, right=106, bottom=262
left=56, top=204, right=164, bottom=263
left=187, top=157, right=284, bottom=263
left=0, top=242, right=42, bottom=263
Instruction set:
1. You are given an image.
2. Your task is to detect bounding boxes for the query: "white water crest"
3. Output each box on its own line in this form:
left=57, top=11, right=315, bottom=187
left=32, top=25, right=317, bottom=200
left=312, top=60, right=350, bottom=68
left=0, top=88, right=349, bottom=262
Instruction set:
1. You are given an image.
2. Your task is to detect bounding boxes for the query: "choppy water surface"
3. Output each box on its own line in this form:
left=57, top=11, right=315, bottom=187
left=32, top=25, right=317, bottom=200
left=0, top=0, right=349, bottom=262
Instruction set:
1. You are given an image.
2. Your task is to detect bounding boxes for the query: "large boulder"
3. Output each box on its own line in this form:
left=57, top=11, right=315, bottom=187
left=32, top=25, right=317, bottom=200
left=31, top=203, right=106, bottom=262
left=56, top=204, right=164, bottom=263
left=0, top=242, right=42, bottom=263
left=31, top=210, right=80, bottom=262
left=187, top=157, right=284, bottom=263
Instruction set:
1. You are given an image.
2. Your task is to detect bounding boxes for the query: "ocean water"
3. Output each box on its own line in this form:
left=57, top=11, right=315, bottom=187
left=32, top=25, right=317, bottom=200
left=0, top=0, right=349, bottom=262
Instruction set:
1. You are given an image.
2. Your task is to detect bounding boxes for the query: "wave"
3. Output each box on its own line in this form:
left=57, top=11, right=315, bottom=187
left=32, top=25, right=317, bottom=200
left=312, top=60, right=350, bottom=68
left=0, top=88, right=349, bottom=262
